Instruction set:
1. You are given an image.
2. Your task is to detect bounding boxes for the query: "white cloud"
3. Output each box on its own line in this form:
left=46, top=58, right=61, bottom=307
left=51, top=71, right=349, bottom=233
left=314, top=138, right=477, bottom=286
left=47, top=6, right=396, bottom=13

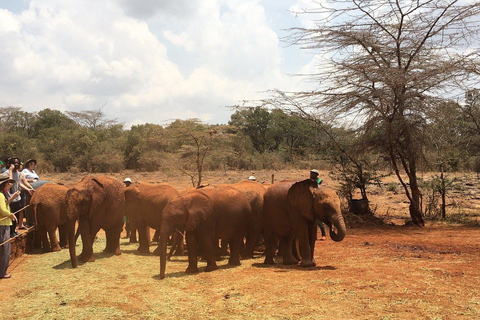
left=0, top=0, right=310, bottom=127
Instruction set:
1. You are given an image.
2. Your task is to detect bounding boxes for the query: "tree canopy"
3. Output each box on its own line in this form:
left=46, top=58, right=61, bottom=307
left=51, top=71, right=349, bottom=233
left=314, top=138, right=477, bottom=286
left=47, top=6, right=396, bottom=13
left=272, top=0, right=480, bottom=226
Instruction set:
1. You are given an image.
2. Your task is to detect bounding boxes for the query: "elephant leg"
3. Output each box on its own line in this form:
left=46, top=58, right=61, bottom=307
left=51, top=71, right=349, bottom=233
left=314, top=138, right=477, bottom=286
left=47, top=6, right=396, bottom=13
left=173, top=232, right=184, bottom=256
left=78, top=219, right=95, bottom=263
left=295, top=221, right=315, bottom=267
left=165, top=231, right=184, bottom=259
left=105, top=220, right=123, bottom=255
left=208, top=239, right=220, bottom=261
left=58, top=223, right=68, bottom=248
left=185, top=231, right=199, bottom=274
left=203, top=242, right=218, bottom=272
left=152, top=229, right=161, bottom=243
left=199, top=228, right=218, bottom=272
left=263, top=228, right=276, bottom=265
left=137, top=221, right=151, bottom=254
left=242, top=229, right=258, bottom=259
left=122, top=221, right=128, bottom=239
left=129, top=223, right=138, bottom=243
left=308, top=220, right=317, bottom=262
left=39, top=227, right=50, bottom=253
left=219, top=239, right=229, bottom=256
left=48, top=228, right=61, bottom=252
left=228, top=236, right=242, bottom=266
left=292, top=237, right=301, bottom=261
left=282, top=234, right=299, bottom=265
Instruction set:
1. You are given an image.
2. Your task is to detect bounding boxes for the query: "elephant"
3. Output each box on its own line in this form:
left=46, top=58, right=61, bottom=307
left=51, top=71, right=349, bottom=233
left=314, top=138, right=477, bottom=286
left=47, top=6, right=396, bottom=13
left=206, top=181, right=270, bottom=258
left=159, top=187, right=252, bottom=279
left=123, top=183, right=180, bottom=254
left=66, top=176, right=125, bottom=268
left=263, top=179, right=346, bottom=267
left=30, top=183, right=69, bottom=252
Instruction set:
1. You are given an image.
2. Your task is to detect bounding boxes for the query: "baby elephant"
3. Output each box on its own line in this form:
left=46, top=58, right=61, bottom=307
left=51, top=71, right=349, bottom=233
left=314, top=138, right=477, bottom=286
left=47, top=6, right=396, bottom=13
left=159, top=187, right=252, bottom=279
left=31, top=184, right=69, bottom=252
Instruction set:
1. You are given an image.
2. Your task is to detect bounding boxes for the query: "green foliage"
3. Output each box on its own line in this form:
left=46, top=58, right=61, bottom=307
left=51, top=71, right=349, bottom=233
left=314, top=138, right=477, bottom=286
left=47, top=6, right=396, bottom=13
left=419, top=175, right=456, bottom=219
left=0, top=132, right=37, bottom=162
left=229, top=106, right=274, bottom=153
left=2, top=101, right=480, bottom=179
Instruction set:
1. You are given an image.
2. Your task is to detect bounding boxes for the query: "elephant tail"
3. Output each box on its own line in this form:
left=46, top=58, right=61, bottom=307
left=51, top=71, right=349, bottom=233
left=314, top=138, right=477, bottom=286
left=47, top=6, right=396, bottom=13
left=33, top=202, right=40, bottom=228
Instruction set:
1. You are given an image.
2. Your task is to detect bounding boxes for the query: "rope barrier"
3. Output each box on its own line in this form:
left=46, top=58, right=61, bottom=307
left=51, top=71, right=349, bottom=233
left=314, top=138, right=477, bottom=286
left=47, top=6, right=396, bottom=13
left=0, top=204, right=31, bottom=222
left=0, top=205, right=33, bottom=247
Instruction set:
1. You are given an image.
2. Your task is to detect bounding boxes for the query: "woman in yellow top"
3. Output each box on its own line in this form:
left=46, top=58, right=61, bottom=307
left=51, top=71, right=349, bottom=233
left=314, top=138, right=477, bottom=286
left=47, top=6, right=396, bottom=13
left=0, top=173, right=20, bottom=279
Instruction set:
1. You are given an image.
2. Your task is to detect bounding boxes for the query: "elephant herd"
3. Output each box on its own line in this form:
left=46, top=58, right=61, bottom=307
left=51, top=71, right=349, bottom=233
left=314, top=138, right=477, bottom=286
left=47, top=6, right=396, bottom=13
left=30, top=175, right=347, bottom=279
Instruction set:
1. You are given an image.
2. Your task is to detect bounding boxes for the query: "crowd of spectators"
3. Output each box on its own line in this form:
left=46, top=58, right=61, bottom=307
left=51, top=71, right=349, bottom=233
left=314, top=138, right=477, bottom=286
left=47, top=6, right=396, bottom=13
left=0, top=156, right=48, bottom=280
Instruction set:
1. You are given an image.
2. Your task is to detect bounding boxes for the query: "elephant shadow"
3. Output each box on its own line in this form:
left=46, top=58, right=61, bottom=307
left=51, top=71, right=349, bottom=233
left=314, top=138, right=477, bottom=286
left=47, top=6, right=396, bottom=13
left=152, top=261, right=239, bottom=280
left=52, top=250, right=124, bottom=269
left=251, top=261, right=337, bottom=272
left=120, top=248, right=157, bottom=257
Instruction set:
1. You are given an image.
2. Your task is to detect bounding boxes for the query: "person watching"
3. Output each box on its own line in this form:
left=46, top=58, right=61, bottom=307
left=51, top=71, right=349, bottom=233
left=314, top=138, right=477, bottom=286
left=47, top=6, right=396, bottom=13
left=22, top=159, right=48, bottom=190
left=0, top=173, right=19, bottom=278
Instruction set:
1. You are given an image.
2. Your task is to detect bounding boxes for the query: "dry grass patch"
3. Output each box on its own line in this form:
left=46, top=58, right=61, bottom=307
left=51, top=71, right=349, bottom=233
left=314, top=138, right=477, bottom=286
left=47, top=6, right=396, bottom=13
left=0, top=225, right=479, bottom=319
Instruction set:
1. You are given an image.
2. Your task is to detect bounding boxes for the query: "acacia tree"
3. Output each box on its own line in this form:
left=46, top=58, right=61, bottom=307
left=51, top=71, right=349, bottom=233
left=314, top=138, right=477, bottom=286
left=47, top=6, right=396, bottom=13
left=66, top=109, right=119, bottom=130
left=278, top=0, right=480, bottom=226
left=166, top=119, right=218, bottom=187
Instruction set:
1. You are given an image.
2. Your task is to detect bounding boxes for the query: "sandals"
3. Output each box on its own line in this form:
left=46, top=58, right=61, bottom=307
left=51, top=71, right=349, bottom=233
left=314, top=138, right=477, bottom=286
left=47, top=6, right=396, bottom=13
left=1, top=274, right=11, bottom=279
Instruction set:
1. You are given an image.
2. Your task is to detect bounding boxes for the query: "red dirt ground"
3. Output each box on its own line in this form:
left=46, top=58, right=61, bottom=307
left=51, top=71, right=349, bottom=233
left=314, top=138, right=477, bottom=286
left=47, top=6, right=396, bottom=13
left=0, top=170, right=479, bottom=319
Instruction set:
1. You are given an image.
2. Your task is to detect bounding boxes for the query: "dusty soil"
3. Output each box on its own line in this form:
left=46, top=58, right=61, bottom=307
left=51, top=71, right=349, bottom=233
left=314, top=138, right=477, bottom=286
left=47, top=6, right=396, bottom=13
left=0, top=170, right=479, bottom=319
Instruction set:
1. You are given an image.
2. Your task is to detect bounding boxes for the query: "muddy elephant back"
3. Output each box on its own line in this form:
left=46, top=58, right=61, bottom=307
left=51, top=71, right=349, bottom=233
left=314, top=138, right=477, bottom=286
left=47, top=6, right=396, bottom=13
left=30, top=183, right=69, bottom=227
left=263, top=181, right=297, bottom=232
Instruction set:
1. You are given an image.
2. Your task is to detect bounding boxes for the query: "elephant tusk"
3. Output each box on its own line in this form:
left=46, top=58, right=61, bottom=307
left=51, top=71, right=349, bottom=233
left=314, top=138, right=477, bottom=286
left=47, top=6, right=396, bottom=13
left=175, top=228, right=185, bottom=238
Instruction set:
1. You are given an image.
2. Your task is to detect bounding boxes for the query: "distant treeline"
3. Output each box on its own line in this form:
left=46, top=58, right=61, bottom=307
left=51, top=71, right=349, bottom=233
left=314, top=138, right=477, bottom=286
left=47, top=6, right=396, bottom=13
left=0, top=106, right=335, bottom=173
left=0, top=103, right=478, bottom=175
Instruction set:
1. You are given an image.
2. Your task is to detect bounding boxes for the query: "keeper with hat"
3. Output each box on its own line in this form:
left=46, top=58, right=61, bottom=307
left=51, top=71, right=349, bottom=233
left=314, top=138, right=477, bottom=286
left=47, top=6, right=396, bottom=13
left=310, top=169, right=322, bottom=186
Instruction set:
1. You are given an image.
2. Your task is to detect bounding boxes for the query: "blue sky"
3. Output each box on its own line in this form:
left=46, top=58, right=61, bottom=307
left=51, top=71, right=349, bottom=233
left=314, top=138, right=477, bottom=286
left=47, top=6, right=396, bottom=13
left=0, top=0, right=317, bottom=128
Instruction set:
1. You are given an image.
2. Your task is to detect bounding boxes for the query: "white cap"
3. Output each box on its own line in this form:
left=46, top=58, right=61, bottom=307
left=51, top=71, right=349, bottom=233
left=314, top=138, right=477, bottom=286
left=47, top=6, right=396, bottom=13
left=123, top=178, right=132, bottom=183
left=248, top=176, right=256, bottom=181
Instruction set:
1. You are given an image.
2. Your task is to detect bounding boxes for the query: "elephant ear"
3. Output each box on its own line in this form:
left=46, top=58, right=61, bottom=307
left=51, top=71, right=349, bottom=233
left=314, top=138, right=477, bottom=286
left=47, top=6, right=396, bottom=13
left=86, top=178, right=104, bottom=219
left=91, top=178, right=104, bottom=188
left=184, top=194, right=209, bottom=231
left=287, top=179, right=318, bottom=221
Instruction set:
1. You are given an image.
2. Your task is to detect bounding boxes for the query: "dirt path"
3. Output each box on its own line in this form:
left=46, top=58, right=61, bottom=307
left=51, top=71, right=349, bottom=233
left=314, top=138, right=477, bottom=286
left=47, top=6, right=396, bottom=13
left=0, top=223, right=478, bottom=319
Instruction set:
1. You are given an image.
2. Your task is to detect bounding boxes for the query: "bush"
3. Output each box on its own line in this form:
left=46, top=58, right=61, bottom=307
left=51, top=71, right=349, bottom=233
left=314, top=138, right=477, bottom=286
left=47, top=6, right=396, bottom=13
left=386, top=182, right=398, bottom=193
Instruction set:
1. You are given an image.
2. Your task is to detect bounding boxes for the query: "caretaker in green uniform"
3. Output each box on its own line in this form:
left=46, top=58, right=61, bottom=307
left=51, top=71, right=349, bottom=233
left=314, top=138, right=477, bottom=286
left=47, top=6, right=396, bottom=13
left=310, top=169, right=322, bottom=185
left=310, top=169, right=326, bottom=240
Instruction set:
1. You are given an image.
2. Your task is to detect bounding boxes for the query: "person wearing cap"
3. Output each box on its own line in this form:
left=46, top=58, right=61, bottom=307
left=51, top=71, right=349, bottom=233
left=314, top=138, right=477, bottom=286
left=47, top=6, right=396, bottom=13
left=248, top=176, right=256, bottom=181
left=310, top=169, right=327, bottom=240
left=0, top=173, right=19, bottom=279
left=310, top=169, right=323, bottom=185
left=122, top=178, right=133, bottom=238
left=22, top=159, right=40, bottom=183
left=7, top=157, right=25, bottom=233
left=20, top=160, right=42, bottom=228
left=22, top=159, right=48, bottom=190
left=123, top=178, right=132, bottom=187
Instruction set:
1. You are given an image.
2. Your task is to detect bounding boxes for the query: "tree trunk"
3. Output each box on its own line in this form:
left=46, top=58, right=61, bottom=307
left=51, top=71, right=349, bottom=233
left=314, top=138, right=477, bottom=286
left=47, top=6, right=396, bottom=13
left=440, top=164, right=446, bottom=220
left=408, top=173, right=425, bottom=227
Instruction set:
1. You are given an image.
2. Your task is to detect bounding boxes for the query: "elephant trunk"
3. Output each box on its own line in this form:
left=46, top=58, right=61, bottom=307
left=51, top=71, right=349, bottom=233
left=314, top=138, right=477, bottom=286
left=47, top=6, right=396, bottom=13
left=159, top=232, right=169, bottom=279
left=329, top=212, right=347, bottom=242
left=68, top=217, right=78, bottom=268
